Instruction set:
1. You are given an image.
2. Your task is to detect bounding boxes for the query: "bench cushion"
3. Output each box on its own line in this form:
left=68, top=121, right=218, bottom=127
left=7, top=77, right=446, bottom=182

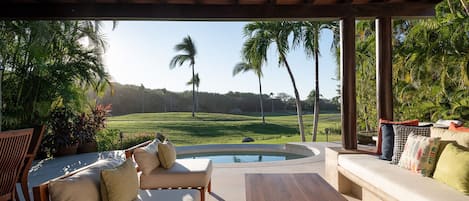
left=137, top=189, right=200, bottom=201
left=338, top=154, right=468, bottom=201
left=140, top=159, right=212, bottom=189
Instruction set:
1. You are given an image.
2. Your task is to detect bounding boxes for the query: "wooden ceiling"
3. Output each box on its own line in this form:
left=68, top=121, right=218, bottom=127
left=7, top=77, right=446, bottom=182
left=0, top=0, right=443, bottom=20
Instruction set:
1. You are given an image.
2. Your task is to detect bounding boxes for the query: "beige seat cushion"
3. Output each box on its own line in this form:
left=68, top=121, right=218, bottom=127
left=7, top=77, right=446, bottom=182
left=158, top=141, right=177, bottom=169
left=48, top=158, right=122, bottom=201
left=134, top=140, right=160, bottom=175
left=338, top=154, right=469, bottom=201
left=140, top=159, right=212, bottom=189
left=137, top=189, right=201, bottom=201
left=100, top=159, right=139, bottom=201
left=431, top=127, right=469, bottom=148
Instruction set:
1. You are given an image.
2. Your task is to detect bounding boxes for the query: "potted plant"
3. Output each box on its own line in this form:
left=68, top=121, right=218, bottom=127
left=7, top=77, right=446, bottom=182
left=74, top=112, right=97, bottom=153
left=75, top=104, right=111, bottom=153
left=49, top=107, right=78, bottom=157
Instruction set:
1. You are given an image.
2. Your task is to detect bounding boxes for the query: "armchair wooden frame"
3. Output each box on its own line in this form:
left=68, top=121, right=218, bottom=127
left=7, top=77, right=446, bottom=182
left=17, top=125, right=46, bottom=201
left=125, top=141, right=212, bottom=201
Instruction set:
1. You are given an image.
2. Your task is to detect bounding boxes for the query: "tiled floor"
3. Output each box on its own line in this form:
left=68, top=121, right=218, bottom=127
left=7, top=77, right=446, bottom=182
left=23, top=142, right=343, bottom=201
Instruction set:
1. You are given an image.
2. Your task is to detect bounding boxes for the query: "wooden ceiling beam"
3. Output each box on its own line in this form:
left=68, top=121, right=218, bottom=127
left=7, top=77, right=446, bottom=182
left=0, top=2, right=437, bottom=20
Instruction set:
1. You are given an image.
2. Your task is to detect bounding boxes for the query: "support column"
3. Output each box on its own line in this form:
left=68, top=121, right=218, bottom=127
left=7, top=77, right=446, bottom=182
left=376, top=17, right=393, bottom=121
left=340, top=17, right=357, bottom=150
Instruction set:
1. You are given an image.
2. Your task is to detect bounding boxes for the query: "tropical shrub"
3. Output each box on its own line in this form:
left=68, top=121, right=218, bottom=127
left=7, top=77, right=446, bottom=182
left=47, top=107, right=77, bottom=150
left=96, top=128, right=121, bottom=151
left=74, top=104, right=111, bottom=144
left=0, top=21, right=110, bottom=130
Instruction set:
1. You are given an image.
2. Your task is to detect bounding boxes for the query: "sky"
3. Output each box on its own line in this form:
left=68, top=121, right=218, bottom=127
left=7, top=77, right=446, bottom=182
left=102, top=21, right=339, bottom=99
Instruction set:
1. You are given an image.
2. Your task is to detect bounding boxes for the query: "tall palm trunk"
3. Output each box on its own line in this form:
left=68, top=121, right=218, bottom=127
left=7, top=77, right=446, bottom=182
left=258, top=76, right=265, bottom=124
left=312, top=47, right=320, bottom=142
left=191, top=63, right=195, bottom=118
left=281, top=53, right=306, bottom=142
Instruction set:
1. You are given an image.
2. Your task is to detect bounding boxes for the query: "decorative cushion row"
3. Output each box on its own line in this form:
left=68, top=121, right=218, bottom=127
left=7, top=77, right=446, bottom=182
left=377, top=119, right=419, bottom=155
left=397, top=133, right=440, bottom=177
left=392, top=125, right=430, bottom=164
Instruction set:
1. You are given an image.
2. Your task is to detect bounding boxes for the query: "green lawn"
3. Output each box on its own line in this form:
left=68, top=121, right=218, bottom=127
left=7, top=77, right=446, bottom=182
left=107, top=112, right=342, bottom=146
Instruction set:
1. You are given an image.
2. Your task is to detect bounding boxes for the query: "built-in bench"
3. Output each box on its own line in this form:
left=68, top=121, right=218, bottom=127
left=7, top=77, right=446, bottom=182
left=325, top=147, right=468, bottom=201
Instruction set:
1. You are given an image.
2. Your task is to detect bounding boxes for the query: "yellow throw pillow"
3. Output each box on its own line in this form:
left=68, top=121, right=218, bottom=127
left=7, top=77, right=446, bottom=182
left=100, top=159, right=139, bottom=201
left=433, top=143, right=469, bottom=195
left=158, top=141, right=177, bottom=169
left=134, top=140, right=160, bottom=175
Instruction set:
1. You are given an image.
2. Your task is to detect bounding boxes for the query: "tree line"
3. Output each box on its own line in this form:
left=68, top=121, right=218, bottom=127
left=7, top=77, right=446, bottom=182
left=92, top=82, right=340, bottom=116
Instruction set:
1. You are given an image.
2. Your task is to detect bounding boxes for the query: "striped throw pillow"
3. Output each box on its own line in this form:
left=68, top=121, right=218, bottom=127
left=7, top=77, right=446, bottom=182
left=398, top=133, right=441, bottom=177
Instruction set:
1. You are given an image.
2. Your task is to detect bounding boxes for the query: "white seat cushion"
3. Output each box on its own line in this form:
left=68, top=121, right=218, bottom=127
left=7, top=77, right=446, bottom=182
left=137, top=189, right=200, bottom=201
left=140, top=159, right=212, bottom=189
left=338, top=154, right=468, bottom=201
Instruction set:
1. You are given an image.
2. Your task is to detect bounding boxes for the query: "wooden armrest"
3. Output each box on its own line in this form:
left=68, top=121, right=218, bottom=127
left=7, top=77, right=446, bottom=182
left=124, top=140, right=153, bottom=159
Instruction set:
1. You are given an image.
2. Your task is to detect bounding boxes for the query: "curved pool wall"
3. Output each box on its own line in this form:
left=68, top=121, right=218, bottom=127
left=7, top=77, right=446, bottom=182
left=175, top=143, right=319, bottom=166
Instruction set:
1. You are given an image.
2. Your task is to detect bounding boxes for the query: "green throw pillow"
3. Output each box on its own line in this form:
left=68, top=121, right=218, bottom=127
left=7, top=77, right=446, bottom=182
left=433, top=143, right=469, bottom=195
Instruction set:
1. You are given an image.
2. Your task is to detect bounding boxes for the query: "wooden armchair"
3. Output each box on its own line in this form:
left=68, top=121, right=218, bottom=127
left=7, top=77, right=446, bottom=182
left=17, top=125, right=46, bottom=201
left=0, top=128, right=33, bottom=201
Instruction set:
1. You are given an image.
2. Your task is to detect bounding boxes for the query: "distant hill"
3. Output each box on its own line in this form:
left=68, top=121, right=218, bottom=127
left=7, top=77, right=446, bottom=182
left=91, top=82, right=339, bottom=116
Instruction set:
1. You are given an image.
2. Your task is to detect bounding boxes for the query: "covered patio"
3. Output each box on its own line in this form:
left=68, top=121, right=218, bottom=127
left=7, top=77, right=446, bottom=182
left=0, top=0, right=442, bottom=150
left=0, top=0, right=449, bottom=201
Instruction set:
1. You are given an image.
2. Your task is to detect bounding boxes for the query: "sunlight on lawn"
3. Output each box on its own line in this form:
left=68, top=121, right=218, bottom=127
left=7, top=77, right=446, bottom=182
left=107, top=112, right=342, bottom=145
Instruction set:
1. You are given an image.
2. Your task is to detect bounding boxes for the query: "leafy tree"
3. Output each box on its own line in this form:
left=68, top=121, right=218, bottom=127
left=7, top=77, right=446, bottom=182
left=0, top=21, right=110, bottom=129
left=169, top=35, right=197, bottom=118
left=244, top=22, right=306, bottom=141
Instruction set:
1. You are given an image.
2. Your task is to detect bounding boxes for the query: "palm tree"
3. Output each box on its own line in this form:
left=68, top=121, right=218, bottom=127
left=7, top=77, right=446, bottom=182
left=187, top=73, right=200, bottom=112
left=233, top=62, right=265, bottom=124
left=299, top=21, right=331, bottom=142
left=244, top=21, right=306, bottom=141
left=169, top=35, right=197, bottom=118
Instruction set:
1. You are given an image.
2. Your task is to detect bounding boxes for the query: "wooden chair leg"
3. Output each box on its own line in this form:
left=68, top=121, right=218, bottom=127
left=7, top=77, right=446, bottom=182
left=20, top=178, right=31, bottom=201
left=207, top=180, right=212, bottom=193
left=199, top=187, right=205, bottom=201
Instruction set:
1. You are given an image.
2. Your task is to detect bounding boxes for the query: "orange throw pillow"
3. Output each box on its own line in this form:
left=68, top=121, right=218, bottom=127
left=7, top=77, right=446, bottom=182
left=376, top=119, right=419, bottom=154
left=449, top=122, right=469, bottom=132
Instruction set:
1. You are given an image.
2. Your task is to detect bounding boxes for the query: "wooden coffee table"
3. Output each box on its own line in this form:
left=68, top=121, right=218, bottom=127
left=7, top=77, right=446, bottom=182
left=245, top=173, right=347, bottom=201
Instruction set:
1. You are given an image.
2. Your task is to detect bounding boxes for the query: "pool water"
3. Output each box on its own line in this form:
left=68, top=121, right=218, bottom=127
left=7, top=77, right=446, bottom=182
left=177, top=152, right=306, bottom=163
